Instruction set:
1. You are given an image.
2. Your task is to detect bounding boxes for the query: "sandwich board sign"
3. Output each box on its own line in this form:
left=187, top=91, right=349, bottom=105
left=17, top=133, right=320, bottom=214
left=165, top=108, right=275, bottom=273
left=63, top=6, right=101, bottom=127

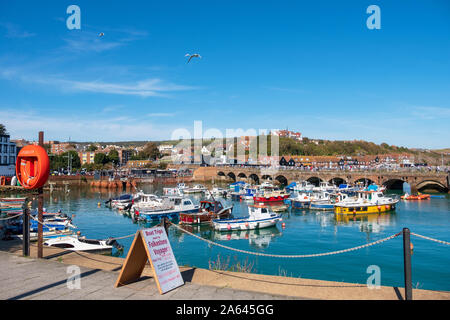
left=115, top=227, right=184, bottom=294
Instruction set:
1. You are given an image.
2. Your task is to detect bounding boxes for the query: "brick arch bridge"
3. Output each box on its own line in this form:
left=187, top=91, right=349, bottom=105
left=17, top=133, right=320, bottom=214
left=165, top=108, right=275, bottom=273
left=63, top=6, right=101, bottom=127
left=188, top=166, right=449, bottom=193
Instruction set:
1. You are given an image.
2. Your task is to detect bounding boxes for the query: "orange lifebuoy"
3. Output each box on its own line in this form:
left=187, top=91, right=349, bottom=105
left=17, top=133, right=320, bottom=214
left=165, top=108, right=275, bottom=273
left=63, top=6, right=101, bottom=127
left=15, top=145, right=50, bottom=190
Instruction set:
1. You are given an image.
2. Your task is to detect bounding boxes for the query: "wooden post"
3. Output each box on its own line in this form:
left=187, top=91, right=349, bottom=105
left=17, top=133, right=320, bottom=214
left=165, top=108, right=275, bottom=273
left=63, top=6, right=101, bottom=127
left=22, top=199, right=30, bottom=257
left=37, top=131, right=44, bottom=258
left=403, top=228, right=413, bottom=300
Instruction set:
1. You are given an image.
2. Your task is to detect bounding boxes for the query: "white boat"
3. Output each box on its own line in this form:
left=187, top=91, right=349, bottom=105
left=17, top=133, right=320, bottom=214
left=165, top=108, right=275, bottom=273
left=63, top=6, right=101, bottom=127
left=132, top=196, right=200, bottom=221
left=289, top=192, right=312, bottom=208
left=44, top=235, right=122, bottom=254
left=183, top=184, right=207, bottom=194
left=131, top=193, right=164, bottom=211
left=313, top=181, right=338, bottom=193
left=293, top=181, right=315, bottom=193
left=163, top=183, right=187, bottom=196
left=212, top=205, right=282, bottom=231
left=309, top=191, right=335, bottom=210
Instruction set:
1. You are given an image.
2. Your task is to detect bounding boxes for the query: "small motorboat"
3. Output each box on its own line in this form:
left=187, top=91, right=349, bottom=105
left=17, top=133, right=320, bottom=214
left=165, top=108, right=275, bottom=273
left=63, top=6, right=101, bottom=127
left=401, top=193, right=430, bottom=200
left=212, top=205, right=282, bottom=231
left=44, top=235, right=122, bottom=254
left=289, top=192, right=312, bottom=209
left=183, top=184, right=207, bottom=194
left=132, top=196, right=200, bottom=222
left=179, top=200, right=233, bottom=224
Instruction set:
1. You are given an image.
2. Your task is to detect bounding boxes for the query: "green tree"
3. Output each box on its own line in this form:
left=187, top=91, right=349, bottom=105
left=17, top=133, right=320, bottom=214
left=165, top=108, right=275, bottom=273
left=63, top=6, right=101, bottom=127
left=0, top=124, right=7, bottom=135
left=108, top=149, right=120, bottom=165
left=87, top=144, right=98, bottom=152
left=94, top=152, right=109, bottom=165
left=142, top=142, right=161, bottom=160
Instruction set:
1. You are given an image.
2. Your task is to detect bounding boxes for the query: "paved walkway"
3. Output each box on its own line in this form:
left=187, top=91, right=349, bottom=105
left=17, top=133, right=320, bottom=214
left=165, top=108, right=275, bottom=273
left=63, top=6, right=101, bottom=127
left=0, top=251, right=297, bottom=300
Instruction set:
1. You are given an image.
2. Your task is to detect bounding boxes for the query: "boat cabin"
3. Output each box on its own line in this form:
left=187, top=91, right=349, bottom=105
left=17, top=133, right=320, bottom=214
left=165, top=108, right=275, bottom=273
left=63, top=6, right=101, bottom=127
left=200, top=200, right=223, bottom=213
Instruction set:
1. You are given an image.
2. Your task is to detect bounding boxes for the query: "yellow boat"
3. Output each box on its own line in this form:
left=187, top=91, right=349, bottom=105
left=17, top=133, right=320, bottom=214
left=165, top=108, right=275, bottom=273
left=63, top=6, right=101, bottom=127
left=334, top=190, right=399, bottom=215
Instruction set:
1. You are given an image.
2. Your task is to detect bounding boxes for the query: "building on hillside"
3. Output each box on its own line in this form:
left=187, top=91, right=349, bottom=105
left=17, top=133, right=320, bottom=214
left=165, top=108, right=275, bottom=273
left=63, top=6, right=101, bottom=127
left=271, top=129, right=302, bottom=141
left=119, top=149, right=133, bottom=165
left=158, top=145, right=174, bottom=155
left=78, top=151, right=97, bottom=165
left=0, top=135, right=17, bottom=177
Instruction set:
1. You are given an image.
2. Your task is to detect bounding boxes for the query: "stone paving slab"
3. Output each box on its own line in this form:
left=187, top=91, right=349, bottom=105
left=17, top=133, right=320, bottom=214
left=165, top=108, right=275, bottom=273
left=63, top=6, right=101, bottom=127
left=0, top=251, right=295, bottom=300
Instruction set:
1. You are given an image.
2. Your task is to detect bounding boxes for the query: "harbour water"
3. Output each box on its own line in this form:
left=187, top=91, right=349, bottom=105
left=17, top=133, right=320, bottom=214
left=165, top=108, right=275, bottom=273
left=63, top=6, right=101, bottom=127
left=28, top=184, right=450, bottom=292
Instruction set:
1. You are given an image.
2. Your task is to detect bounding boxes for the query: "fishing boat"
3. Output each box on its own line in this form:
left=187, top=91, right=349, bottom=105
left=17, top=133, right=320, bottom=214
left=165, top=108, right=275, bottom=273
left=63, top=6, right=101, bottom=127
left=132, top=196, right=199, bottom=221
left=308, top=192, right=335, bottom=210
left=163, top=183, right=187, bottom=196
left=183, top=184, right=207, bottom=194
left=106, top=193, right=141, bottom=210
left=289, top=192, right=312, bottom=209
left=253, top=189, right=290, bottom=203
left=44, top=235, right=122, bottom=254
left=334, top=190, right=399, bottom=215
left=212, top=205, right=282, bottom=231
left=401, top=193, right=430, bottom=200
left=179, top=200, right=233, bottom=225
left=293, top=181, right=315, bottom=193
left=313, top=182, right=338, bottom=193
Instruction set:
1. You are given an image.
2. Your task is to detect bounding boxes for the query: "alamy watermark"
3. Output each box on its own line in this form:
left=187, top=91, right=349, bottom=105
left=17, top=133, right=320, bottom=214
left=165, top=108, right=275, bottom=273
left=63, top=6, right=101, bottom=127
left=170, top=121, right=280, bottom=174
left=66, top=265, right=81, bottom=289
left=366, top=265, right=381, bottom=289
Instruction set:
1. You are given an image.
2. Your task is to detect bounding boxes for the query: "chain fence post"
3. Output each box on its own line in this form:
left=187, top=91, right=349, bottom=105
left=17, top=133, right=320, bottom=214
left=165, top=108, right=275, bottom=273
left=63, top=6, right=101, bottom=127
left=403, top=227, right=413, bottom=300
left=22, top=198, right=30, bottom=257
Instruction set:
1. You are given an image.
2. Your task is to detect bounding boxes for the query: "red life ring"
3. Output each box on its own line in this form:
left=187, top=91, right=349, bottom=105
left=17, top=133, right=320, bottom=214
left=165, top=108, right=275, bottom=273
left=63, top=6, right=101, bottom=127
left=15, top=145, right=50, bottom=190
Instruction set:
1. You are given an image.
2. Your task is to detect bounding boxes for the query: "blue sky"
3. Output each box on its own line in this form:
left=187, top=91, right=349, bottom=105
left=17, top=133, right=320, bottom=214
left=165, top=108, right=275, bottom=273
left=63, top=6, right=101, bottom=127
left=0, top=0, right=449, bottom=148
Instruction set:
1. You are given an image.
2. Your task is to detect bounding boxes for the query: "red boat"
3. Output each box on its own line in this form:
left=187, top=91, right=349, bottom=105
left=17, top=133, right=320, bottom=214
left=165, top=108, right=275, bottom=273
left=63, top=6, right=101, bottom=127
left=253, top=190, right=290, bottom=203
left=179, top=200, right=233, bottom=225
left=401, top=193, right=430, bottom=200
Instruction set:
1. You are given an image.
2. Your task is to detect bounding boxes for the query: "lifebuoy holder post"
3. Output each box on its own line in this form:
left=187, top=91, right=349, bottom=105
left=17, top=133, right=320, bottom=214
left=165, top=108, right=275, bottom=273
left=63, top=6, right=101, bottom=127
left=16, top=145, right=50, bottom=190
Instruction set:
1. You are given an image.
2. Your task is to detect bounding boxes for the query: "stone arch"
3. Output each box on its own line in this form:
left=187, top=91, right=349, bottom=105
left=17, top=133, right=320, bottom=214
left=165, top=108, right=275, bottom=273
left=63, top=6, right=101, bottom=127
left=329, top=177, right=347, bottom=186
left=416, top=180, right=448, bottom=193
left=275, top=175, right=288, bottom=186
left=261, top=175, right=272, bottom=181
left=237, top=172, right=247, bottom=180
left=307, top=176, right=323, bottom=187
left=227, top=172, right=236, bottom=182
left=249, top=173, right=260, bottom=184
left=383, top=178, right=406, bottom=190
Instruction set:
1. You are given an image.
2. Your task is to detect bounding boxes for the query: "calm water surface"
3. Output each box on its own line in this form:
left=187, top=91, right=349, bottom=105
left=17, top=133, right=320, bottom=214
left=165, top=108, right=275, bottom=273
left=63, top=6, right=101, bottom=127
left=39, top=183, right=450, bottom=292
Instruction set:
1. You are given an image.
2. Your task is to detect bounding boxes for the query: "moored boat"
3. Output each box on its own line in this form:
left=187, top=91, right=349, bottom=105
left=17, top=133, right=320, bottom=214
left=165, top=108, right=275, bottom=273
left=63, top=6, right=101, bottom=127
left=179, top=200, right=233, bottom=224
left=212, top=205, right=282, bottom=231
left=44, top=235, right=122, bottom=254
left=334, top=190, right=399, bottom=215
left=401, top=193, right=430, bottom=200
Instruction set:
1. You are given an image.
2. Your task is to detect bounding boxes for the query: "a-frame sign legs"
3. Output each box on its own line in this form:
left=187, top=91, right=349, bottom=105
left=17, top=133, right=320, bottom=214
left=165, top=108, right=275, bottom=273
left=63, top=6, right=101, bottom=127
left=115, top=231, right=150, bottom=287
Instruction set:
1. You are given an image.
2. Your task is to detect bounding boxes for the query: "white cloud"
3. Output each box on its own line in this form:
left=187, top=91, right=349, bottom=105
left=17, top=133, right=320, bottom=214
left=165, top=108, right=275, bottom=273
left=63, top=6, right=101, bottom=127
left=0, top=110, right=179, bottom=141
left=0, top=22, right=35, bottom=38
left=0, top=67, right=197, bottom=97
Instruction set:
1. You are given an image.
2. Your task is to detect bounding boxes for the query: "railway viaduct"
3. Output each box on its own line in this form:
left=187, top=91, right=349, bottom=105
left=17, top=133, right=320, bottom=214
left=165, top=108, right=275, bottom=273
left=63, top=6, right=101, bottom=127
left=173, top=165, right=450, bottom=193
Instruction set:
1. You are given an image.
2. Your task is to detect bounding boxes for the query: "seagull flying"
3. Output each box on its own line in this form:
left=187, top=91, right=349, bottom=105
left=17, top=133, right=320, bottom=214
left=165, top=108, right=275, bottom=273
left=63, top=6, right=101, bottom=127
left=185, top=53, right=202, bottom=63
left=98, top=32, right=105, bottom=37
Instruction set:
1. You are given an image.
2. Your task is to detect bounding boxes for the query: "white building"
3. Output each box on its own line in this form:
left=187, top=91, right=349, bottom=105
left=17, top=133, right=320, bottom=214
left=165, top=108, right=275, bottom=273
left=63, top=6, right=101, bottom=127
left=0, top=135, right=17, bottom=177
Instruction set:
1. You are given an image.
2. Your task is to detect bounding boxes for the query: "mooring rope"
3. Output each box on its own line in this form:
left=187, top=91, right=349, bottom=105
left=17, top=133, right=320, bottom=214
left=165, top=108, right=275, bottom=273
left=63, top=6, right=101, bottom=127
left=0, top=212, right=23, bottom=220
left=169, top=221, right=402, bottom=258
left=410, top=232, right=450, bottom=246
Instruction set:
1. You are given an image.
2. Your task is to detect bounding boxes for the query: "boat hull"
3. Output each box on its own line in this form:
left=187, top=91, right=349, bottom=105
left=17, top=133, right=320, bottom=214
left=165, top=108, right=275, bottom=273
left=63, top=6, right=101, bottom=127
left=253, top=195, right=289, bottom=203
left=334, top=203, right=397, bottom=215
